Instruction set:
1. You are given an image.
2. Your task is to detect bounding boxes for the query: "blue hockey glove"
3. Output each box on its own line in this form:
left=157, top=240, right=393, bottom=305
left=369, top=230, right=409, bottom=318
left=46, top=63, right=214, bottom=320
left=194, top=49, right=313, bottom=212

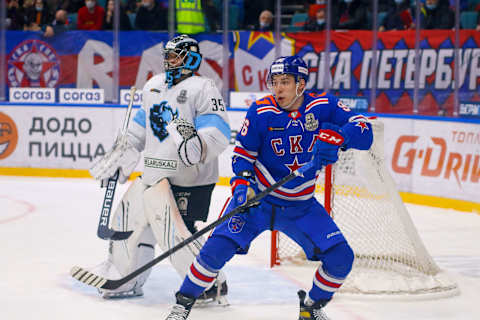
left=312, top=123, right=346, bottom=171
left=230, top=171, right=257, bottom=208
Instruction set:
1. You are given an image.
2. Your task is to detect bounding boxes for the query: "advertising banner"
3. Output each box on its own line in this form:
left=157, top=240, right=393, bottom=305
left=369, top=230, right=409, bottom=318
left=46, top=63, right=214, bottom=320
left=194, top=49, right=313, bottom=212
left=1, top=105, right=478, bottom=203
left=6, top=30, right=480, bottom=115
left=382, top=117, right=479, bottom=202
left=0, top=105, right=125, bottom=168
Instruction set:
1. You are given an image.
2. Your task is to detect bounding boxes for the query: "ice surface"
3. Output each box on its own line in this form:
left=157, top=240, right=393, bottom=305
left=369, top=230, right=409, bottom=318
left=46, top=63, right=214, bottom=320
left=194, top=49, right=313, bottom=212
left=1, top=176, right=479, bottom=320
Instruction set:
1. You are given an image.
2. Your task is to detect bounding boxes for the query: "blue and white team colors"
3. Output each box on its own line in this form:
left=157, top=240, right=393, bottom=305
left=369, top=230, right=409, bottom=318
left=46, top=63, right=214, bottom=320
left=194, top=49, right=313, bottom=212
left=233, top=92, right=372, bottom=206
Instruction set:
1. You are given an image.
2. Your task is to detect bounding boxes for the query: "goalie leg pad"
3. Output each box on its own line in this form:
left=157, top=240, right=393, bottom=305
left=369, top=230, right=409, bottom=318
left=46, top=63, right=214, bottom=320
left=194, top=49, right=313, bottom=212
left=143, top=179, right=206, bottom=280
left=96, top=178, right=156, bottom=297
left=144, top=179, right=229, bottom=304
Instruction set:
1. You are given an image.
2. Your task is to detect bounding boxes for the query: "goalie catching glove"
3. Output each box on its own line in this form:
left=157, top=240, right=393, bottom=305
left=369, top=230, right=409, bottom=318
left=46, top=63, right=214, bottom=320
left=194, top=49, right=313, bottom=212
left=90, top=135, right=141, bottom=186
left=166, top=118, right=204, bottom=167
left=312, top=123, right=348, bottom=171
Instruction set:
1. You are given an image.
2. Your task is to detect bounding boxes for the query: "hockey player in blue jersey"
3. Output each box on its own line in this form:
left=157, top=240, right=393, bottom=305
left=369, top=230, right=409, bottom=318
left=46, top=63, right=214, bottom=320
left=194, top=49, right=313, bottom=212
left=165, top=55, right=373, bottom=320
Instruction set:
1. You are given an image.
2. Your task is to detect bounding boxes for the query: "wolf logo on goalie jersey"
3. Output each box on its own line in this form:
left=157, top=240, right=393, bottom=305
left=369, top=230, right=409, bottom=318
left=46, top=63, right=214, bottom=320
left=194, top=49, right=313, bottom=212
left=165, top=55, right=373, bottom=320
left=85, top=34, right=230, bottom=305
left=150, top=101, right=179, bottom=142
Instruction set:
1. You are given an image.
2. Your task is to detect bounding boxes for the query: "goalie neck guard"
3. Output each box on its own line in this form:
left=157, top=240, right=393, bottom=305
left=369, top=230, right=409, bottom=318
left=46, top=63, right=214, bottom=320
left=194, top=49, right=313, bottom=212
left=164, top=34, right=202, bottom=88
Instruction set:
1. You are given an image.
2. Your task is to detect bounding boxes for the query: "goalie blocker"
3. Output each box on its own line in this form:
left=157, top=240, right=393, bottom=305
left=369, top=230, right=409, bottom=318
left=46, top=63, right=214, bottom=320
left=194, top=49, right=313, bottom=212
left=89, top=177, right=227, bottom=302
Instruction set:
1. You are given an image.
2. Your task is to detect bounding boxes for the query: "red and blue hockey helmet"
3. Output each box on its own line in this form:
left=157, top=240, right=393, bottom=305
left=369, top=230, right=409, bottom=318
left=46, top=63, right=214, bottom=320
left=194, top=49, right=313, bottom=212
left=267, top=55, right=309, bottom=88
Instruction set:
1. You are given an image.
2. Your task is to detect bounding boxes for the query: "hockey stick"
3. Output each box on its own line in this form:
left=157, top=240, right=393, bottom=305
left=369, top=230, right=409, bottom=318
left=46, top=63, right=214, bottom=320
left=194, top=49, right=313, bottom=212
left=71, top=161, right=315, bottom=290
left=96, top=86, right=137, bottom=240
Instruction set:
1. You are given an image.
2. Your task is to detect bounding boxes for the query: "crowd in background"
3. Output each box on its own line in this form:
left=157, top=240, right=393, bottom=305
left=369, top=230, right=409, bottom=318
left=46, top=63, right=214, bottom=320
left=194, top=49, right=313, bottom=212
left=5, top=0, right=480, bottom=37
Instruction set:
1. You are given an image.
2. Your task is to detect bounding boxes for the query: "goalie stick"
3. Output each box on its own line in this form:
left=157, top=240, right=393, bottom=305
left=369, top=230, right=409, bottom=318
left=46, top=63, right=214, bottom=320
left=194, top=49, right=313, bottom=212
left=96, top=86, right=136, bottom=240
left=71, top=161, right=317, bottom=290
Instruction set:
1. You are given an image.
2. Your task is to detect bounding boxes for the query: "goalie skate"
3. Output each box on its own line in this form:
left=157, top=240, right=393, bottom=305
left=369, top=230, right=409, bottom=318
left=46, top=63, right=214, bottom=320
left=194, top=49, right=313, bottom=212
left=195, top=280, right=229, bottom=307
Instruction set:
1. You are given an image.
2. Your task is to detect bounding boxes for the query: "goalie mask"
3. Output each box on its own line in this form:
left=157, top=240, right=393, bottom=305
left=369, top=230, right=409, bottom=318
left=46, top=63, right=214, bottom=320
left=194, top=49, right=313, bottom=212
left=164, top=34, right=202, bottom=88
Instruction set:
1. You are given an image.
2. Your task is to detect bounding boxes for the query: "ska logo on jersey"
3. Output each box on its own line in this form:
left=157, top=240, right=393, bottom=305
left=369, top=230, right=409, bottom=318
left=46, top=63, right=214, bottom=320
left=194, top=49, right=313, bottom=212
left=286, top=110, right=304, bottom=130
left=7, top=39, right=60, bottom=88
left=228, top=215, right=246, bottom=233
left=150, top=101, right=178, bottom=142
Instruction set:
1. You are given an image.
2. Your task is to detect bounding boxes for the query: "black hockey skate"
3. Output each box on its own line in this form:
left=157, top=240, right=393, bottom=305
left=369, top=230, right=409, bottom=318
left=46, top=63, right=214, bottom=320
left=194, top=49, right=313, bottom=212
left=195, top=280, right=229, bottom=307
left=165, top=292, right=196, bottom=320
left=298, top=290, right=331, bottom=320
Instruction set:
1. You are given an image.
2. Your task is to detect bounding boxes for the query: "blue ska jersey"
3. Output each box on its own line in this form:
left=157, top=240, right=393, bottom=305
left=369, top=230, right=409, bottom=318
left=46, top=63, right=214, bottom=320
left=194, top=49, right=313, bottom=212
left=233, top=92, right=373, bottom=207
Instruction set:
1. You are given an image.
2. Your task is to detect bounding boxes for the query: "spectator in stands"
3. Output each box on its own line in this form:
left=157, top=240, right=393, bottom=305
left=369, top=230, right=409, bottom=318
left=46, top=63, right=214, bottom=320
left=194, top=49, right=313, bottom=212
left=135, top=0, right=167, bottom=30
left=420, top=0, right=454, bottom=29
left=63, top=0, right=86, bottom=13
left=307, top=0, right=324, bottom=19
left=45, top=0, right=62, bottom=14
left=251, top=9, right=273, bottom=31
left=43, top=9, right=71, bottom=36
left=176, top=0, right=210, bottom=34
left=378, top=0, right=391, bottom=13
left=203, top=0, right=220, bottom=32
left=77, top=0, right=105, bottom=30
left=123, top=0, right=140, bottom=13
left=244, top=0, right=274, bottom=29
left=6, top=0, right=25, bottom=30
left=307, top=0, right=341, bottom=29
left=336, top=0, right=369, bottom=30
left=449, top=0, right=468, bottom=11
left=103, top=0, right=132, bottom=30
left=24, top=0, right=54, bottom=31
left=304, top=6, right=326, bottom=31
left=379, top=0, right=414, bottom=31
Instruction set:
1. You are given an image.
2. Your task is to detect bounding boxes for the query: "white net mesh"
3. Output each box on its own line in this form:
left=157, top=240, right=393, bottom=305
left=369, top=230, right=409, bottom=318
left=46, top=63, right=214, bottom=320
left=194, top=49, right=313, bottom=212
left=273, top=120, right=459, bottom=297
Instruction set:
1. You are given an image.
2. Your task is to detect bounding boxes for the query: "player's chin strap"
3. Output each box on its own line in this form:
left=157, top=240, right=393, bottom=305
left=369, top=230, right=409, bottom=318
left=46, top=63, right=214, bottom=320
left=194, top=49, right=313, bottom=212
left=70, top=160, right=317, bottom=291
left=280, top=82, right=306, bottom=111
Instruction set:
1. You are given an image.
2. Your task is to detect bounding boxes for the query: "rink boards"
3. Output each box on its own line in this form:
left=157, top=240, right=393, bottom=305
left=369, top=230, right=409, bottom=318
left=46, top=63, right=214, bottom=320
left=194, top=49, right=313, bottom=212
left=0, top=102, right=479, bottom=211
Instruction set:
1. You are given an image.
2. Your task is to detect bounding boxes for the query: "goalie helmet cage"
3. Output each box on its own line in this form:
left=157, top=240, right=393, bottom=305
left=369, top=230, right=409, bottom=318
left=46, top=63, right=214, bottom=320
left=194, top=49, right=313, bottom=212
left=270, top=120, right=459, bottom=298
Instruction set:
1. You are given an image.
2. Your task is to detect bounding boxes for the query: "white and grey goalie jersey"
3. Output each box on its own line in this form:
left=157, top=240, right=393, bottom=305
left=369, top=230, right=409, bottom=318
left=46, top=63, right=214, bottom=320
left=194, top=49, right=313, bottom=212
left=127, top=74, right=230, bottom=187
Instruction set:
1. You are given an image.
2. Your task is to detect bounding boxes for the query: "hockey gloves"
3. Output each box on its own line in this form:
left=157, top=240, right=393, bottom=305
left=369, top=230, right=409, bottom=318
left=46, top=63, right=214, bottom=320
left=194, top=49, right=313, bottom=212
left=230, top=171, right=257, bottom=208
left=90, top=135, right=140, bottom=186
left=312, top=123, right=346, bottom=171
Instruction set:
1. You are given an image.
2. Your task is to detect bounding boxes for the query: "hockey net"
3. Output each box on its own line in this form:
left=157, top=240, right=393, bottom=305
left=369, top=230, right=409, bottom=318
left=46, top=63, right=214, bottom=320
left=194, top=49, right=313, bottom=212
left=270, top=119, right=459, bottom=298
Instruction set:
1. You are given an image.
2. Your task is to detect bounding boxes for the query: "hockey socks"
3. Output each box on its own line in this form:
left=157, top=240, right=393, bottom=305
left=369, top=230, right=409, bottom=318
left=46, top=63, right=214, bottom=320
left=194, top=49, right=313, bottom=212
left=180, top=256, right=219, bottom=298
left=309, top=242, right=354, bottom=301
left=309, top=264, right=345, bottom=300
